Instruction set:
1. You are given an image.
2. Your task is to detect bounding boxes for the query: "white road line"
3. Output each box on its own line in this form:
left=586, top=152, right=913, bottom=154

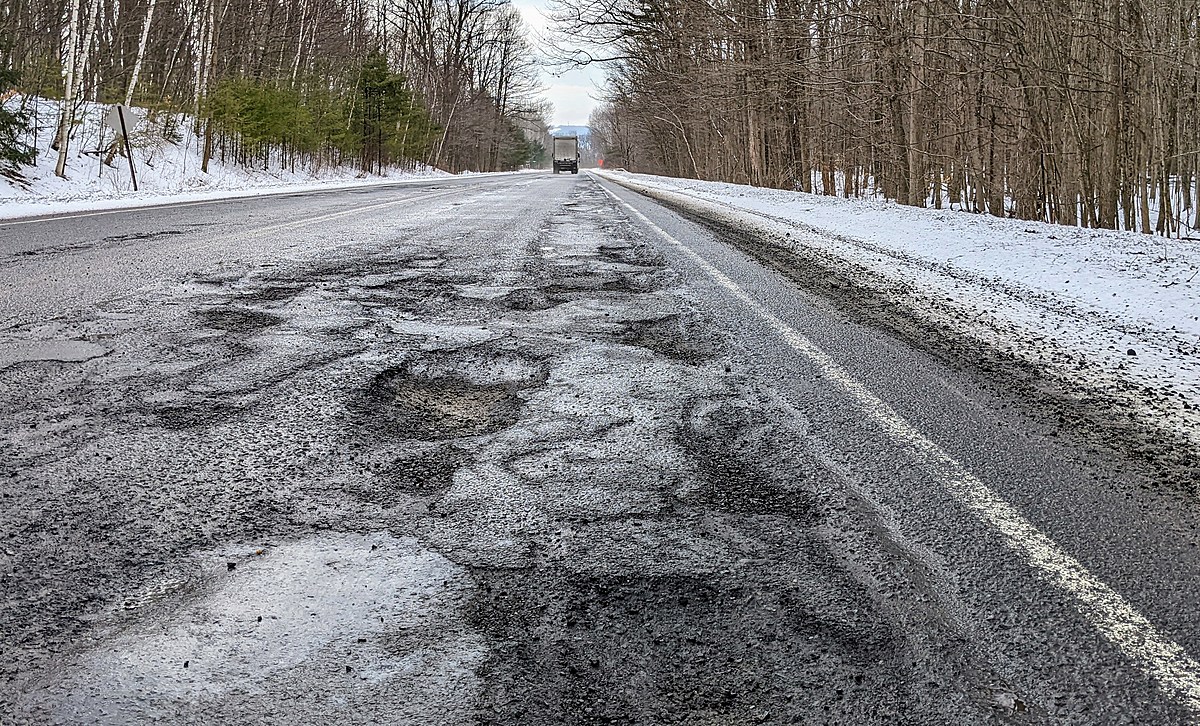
left=2, top=188, right=465, bottom=264
left=0, top=182, right=415, bottom=228
left=0, top=172, right=522, bottom=228
left=601, top=182, right=1200, bottom=713
left=227, top=194, right=432, bottom=238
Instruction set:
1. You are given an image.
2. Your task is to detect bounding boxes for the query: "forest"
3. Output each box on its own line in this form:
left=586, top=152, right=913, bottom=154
left=564, top=0, right=1200, bottom=236
left=0, top=0, right=549, bottom=178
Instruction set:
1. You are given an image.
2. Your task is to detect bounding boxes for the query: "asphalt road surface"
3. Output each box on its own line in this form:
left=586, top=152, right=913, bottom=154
left=2, top=172, right=1200, bottom=725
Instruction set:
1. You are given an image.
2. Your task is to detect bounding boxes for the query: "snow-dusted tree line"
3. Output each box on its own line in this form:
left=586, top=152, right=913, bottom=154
left=562, top=0, right=1200, bottom=236
left=0, top=0, right=548, bottom=177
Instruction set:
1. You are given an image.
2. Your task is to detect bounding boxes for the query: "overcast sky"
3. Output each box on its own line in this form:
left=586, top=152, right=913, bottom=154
left=510, top=0, right=604, bottom=127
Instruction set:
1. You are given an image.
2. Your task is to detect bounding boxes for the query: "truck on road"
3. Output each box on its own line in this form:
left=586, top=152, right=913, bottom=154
left=552, top=136, right=579, bottom=174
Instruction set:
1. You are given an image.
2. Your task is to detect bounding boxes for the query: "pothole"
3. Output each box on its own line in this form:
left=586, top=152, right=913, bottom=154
left=499, top=288, right=555, bottom=311
left=542, top=269, right=674, bottom=299
left=621, top=312, right=722, bottom=363
left=368, top=277, right=484, bottom=316
left=597, top=242, right=666, bottom=267
left=405, top=255, right=446, bottom=269
left=238, top=283, right=308, bottom=303
left=102, top=230, right=185, bottom=244
left=195, top=307, right=283, bottom=333
left=380, top=445, right=470, bottom=491
left=351, top=445, right=472, bottom=506
left=677, top=400, right=822, bottom=520
left=359, top=367, right=536, bottom=441
left=601, top=270, right=673, bottom=292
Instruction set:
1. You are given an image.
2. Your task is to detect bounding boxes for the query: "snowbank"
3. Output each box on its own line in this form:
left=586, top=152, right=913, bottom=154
left=0, top=97, right=451, bottom=220
left=599, top=170, right=1200, bottom=455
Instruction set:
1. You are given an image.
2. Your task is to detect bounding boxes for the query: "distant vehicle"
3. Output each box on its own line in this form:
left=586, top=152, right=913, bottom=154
left=552, top=136, right=579, bottom=174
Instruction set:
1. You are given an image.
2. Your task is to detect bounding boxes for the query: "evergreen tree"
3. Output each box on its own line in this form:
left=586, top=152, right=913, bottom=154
left=353, top=53, right=439, bottom=173
left=525, top=140, right=547, bottom=169
left=0, top=37, right=34, bottom=180
left=494, top=120, right=540, bottom=171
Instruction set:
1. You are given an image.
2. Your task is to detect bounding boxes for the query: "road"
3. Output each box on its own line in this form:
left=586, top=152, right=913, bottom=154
left=2, top=171, right=1199, bottom=724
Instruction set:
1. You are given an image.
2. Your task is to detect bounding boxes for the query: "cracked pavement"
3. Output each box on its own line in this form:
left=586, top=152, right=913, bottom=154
left=3, top=173, right=1200, bottom=724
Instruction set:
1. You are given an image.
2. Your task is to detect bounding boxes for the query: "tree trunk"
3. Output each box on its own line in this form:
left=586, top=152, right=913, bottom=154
left=54, top=0, right=82, bottom=178
left=125, top=0, right=157, bottom=107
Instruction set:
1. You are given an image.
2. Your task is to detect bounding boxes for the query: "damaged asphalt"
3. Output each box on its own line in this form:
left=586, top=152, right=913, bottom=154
left=1, top=173, right=1200, bottom=724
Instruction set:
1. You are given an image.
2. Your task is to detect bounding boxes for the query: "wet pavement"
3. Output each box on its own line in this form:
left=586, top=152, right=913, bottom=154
left=2, top=173, right=1200, bottom=724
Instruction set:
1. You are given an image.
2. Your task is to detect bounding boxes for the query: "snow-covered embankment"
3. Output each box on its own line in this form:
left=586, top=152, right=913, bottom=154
left=599, top=170, right=1200, bottom=471
left=0, top=97, right=447, bottom=220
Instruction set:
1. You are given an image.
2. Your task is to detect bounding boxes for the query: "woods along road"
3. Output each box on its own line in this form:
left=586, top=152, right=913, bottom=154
left=2, top=172, right=1200, bottom=725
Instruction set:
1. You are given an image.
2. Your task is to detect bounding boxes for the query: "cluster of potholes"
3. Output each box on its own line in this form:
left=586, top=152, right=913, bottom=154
left=141, top=251, right=471, bottom=431
left=4, top=184, right=1007, bottom=724
left=318, top=190, right=976, bottom=723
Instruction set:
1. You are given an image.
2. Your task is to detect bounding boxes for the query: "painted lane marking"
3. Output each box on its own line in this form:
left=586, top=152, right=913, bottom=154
left=0, top=187, right=470, bottom=266
left=0, top=181, right=425, bottom=228
left=600, top=182, right=1200, bottom=714
left=0, top=172, right=527, bottom=228
left=200, top=185, right=484, bottom=249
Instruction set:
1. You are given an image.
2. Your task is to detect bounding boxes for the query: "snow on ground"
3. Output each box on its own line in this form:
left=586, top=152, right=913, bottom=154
left=0, top=97, right=451, bottom=220
left=598, top=170, right=1200, bottom=449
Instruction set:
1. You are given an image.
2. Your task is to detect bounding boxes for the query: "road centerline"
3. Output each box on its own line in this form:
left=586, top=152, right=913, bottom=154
left=0, top=173, right=527, bottom=228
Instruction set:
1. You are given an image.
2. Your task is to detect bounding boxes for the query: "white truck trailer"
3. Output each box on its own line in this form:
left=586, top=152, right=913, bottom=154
left=552, top=136, right=579, bottom=174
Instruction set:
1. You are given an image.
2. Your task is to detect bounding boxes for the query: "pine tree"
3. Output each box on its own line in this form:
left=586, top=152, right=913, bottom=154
left=353, top=52, right=439, bottom=173
left=0, top=36, right=34, bottom=180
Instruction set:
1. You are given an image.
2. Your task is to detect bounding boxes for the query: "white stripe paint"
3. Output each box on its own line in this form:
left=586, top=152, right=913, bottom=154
left=0, top=182, right=415, bottom=228
left=0, top=172, right=523, bottom=228
left=169, top=187, right=475, bottom=260
left=600, top=181, right=1200, bottom=714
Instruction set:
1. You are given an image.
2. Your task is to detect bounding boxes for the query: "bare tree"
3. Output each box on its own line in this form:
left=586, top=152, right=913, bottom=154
left=555, top=0, right=1200, bottom=237
left=124, top=0, right=157, bottom=106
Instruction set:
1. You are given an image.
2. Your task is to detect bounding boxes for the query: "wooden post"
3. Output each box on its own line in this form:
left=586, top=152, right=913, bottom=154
left=118, top=106, right=138, bottom=191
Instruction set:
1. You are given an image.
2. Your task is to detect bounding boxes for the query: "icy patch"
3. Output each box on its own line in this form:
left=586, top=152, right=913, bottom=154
left=0, top=339, right=108, bottom=367
left=456, top=284, right=519, bottom=300
left=26, top=533, right=485, bottom=724
left=385, top=318, right=503, bottom=345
